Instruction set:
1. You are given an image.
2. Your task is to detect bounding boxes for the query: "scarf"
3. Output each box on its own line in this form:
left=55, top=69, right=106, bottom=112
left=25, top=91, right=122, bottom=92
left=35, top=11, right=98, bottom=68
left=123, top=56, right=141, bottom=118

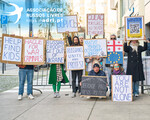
left=130, top=42, right=139, bottom=52
left=113, top=69, right=121, bottom=75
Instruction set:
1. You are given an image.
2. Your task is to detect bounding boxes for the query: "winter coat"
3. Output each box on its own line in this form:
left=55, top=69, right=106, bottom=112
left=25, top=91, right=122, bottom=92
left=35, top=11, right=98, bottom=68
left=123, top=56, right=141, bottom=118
left=88, top=70, right=106, bottom=76
left=124, top=42, right=147, bottom=82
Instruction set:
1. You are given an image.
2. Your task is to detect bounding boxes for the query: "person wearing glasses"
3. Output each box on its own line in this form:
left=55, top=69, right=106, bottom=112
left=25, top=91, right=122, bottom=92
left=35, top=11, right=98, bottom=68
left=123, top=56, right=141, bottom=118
left=105, top=34, right=117, bottom=97
left=110, top=63, right=126, bottom=95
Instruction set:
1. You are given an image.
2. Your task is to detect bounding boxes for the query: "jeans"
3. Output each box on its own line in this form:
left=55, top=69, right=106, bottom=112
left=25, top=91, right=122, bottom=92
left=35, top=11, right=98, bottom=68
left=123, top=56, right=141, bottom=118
left=133, top=81, right=139, bottom=95
left=19, top=69, right=34, bottom=95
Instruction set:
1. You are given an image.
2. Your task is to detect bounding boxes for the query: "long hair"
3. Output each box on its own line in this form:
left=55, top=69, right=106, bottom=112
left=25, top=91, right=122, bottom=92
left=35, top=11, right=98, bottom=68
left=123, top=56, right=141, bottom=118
left=72, top=36, right=80, bottom=45
left=111, top=63, right=124, bottom=73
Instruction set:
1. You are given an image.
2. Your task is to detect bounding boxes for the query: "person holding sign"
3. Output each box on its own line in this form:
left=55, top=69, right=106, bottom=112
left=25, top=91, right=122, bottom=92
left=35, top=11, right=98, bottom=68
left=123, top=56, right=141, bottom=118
left=17, top=65, right=34, bottom=100
left=124, top=39, right=147, bottom=97
left=49, top=64, right=69, bottom=98
left=69, top=36, right=83, bottom=98
left=109, top=63, right=126, bottom=97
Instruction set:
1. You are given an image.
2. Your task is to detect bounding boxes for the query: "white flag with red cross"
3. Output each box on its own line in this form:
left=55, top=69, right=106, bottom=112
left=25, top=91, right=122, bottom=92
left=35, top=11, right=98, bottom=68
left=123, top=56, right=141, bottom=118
left=107, top=40, right=123, bottom=52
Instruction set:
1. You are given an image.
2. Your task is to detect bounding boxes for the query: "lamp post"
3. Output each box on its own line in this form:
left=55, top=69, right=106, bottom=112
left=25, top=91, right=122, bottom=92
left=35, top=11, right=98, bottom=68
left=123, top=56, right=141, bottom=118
left=25, top=0, right=34, bottom=37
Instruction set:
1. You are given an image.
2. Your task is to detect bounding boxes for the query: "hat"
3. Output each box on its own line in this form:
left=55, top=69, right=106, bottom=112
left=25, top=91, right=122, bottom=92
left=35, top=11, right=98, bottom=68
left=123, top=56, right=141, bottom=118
left=93, top=63, right=100, bottom=68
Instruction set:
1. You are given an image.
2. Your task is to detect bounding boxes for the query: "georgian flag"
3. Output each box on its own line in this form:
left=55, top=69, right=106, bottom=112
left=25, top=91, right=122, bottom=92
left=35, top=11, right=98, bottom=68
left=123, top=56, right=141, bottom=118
left=107, top=40, right=123, bottom=52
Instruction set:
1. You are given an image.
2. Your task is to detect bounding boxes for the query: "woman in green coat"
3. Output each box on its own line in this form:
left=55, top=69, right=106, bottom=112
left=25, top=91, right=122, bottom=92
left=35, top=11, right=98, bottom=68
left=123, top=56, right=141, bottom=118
left=49, top=64, right=69, bottom=98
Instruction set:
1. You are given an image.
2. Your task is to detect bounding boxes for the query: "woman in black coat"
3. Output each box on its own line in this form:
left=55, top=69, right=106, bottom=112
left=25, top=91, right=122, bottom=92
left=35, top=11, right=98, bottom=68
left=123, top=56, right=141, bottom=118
left=124, top=40, right=147, bottom=97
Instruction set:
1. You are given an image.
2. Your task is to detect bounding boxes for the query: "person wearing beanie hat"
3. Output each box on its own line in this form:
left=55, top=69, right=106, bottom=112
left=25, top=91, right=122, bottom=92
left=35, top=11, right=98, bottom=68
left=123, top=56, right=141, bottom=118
left=88, top=63, right=106, bottom=76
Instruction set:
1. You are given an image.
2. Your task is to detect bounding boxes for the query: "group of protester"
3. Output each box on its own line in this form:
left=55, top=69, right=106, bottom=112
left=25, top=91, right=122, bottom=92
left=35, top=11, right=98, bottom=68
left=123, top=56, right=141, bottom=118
left=16, top=32, right=150, bottom=100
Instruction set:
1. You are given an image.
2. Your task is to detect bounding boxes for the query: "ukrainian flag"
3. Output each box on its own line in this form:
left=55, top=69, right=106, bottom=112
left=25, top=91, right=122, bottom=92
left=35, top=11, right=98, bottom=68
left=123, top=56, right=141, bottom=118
left=127, top=17, right=143, bottom=38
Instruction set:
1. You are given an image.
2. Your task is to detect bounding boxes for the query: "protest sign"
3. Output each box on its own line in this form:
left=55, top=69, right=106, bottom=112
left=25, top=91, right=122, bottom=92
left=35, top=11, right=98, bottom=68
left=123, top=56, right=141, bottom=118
left=125, top=16, right=144, bottom=40
left=0, top=34, right=23, bottom=64
left=57, top=15, right=78, bottom=33
left=46, top=40, right=64, bottom=64
left=81, top=76, right=107, bottom=98
left=22, top=37, right=45, bottom=65
left=87, top=14, right=104, bottom=35
left=112, top=75, right=133, bottom=102
left=83, top=39, right=107, bottom=58
left=66, top=46, right=85, bottom=70
left=106, top=40, right=124, bottom=64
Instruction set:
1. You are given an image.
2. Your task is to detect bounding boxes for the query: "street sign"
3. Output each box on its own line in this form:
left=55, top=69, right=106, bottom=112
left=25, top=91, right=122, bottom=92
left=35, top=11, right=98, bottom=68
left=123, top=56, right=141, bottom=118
left=1, top=15, right=8, bottom=24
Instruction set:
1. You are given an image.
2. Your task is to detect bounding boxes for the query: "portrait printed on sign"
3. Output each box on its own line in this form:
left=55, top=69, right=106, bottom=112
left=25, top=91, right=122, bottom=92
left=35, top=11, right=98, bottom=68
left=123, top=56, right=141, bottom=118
left=125, top=16, right=144, bottom=40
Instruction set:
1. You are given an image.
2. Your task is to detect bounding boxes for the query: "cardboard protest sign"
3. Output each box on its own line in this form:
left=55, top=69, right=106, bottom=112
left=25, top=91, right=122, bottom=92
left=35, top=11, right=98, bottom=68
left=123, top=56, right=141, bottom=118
left=46, top=40, right=64, bottom=64
left=83, top=39, right=107, bottom=58
left=87, top=14, right=104, bottom=35
left=57, top=15, right=78, bottom=33
left=112, top=75, right=133, bottom=102
left=125, top=16, right=144, bottom=40
left=81, top=76, right=107, bottom=98
left=66, top=46, right=85, bottom=70
left=106, top=40, right=124, bottom=64
left=22, top=38, right=45, bottom=65
left=0, top=34, right=23, bottom=64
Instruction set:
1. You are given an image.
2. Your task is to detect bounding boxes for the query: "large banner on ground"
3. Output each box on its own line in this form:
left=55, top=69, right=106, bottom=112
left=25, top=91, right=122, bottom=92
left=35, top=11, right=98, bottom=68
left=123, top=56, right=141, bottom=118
left=57, top=15, right=78, bottom=33
left=87, top=14, right=104, bottom=35
left=0, top=34, right=23, bottom=64
left=46, top=40, right=64, bottom=64
left=66, top=46, right=85, bottom=70
left=112, top=75, right=133, bottom=102
left=125, top=16, right=144, bottom=40
left=23, top=38, right=45, bottom=65
left=83, top=39, right=107, bottom=58
left=106, top=40, right=124, bottom=64
left=81, top=76, right=107, bottom=97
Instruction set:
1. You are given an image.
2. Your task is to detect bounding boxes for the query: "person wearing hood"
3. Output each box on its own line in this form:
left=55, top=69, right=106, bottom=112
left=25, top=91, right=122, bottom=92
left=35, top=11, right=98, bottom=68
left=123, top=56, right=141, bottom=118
left=124, top=39, right=147, bottom=97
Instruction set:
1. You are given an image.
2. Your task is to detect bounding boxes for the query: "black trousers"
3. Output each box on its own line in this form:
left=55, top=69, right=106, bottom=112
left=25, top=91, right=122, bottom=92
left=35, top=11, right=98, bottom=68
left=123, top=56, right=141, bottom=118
left=72, top=70, right=83, bottom=93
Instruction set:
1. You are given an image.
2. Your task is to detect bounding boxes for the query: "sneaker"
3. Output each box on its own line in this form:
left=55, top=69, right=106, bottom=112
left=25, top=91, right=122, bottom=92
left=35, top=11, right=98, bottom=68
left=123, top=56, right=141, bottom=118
left=135, top=94, right=139, bottom=97
left=72, top=93, right=76, bottom=98
left=18, top=95, right=22, bottom=100
left=54, top=92, right=57, bottom=98
left=28, top=94, right=34, bottom=100
left=56, top=92, right=61, bottom=98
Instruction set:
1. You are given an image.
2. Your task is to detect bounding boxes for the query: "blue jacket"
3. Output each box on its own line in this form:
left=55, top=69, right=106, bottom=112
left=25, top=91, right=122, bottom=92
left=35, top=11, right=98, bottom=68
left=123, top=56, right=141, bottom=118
left=147, top=43, right=150, bottom=50
left=88, top=70, right=106, bottom=76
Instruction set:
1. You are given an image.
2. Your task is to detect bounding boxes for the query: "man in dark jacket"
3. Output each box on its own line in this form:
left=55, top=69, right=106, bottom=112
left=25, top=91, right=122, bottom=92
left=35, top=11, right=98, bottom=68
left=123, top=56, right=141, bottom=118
left=88, top=63, right=106, bottom=76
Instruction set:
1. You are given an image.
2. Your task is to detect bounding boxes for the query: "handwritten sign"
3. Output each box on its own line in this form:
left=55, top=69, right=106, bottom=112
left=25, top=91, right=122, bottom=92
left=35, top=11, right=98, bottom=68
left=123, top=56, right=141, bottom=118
left=83, top=39, right=107, bottom=58
left=81, top=76, right=107, bottom=97
left=66, top=46, right=85, bottom=70
left=23, top=38, right=45, bottom=65
left=46, top=40, right=64, bottom=64
left=0, top=34, right=23, bottom=64
left=112, top=75, right=133, bottom=102
left=125, top=16, right=144, bottom=40
left=87, top=14, right=104, bottom=35
left=57, top=15, right=78, bottom=33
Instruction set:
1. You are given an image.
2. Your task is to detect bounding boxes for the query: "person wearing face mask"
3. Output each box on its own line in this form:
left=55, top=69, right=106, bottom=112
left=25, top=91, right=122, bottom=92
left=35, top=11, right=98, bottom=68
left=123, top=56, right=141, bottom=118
left=124, top=39, right=147, bottom=97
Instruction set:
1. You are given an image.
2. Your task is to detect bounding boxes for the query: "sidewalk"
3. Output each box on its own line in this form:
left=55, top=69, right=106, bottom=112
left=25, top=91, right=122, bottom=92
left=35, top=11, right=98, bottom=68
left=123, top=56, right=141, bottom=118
left=0, top=86, right=150, bottom=120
